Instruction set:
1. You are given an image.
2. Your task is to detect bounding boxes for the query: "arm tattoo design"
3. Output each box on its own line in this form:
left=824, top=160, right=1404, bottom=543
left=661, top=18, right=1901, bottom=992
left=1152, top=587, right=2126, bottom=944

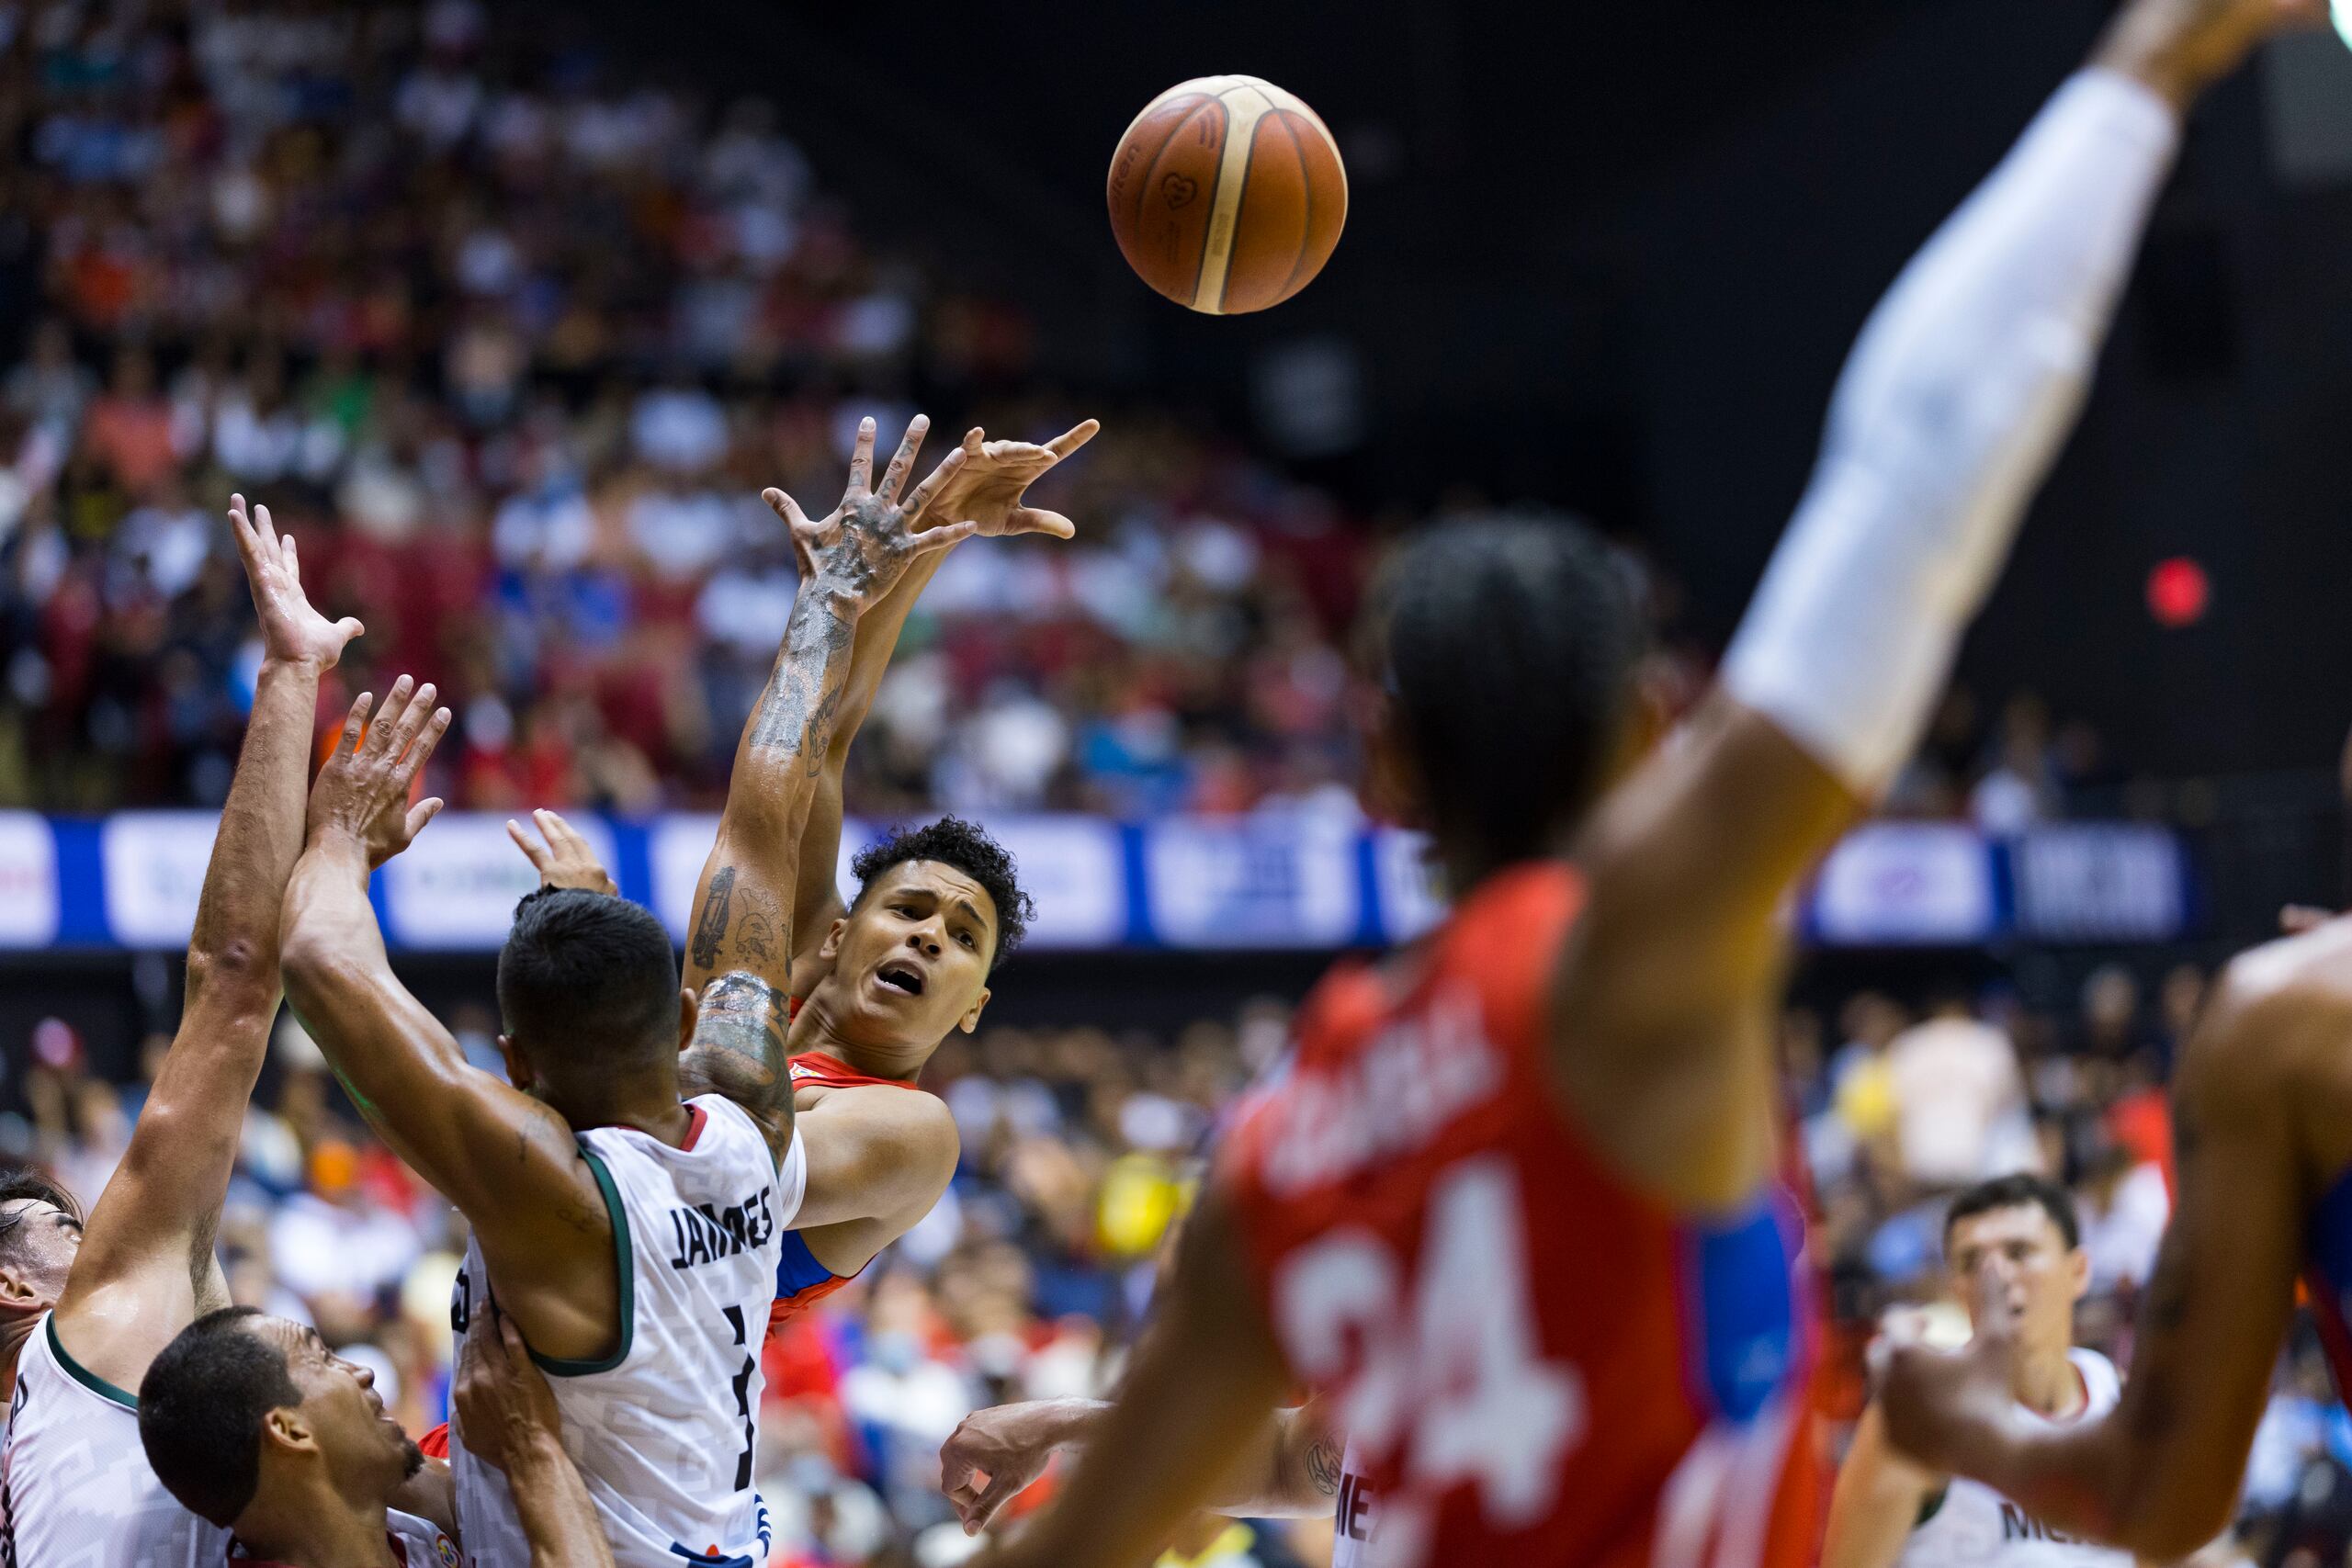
left=682, top=970, right=796, bottom=1160
left=746, top=600, right=854, bottom=769
left=692, top=866, right=736, bottom=973
left=1304, top=1433, right=1344, bottom=1498
left=733, top=886, right=782, bottom=964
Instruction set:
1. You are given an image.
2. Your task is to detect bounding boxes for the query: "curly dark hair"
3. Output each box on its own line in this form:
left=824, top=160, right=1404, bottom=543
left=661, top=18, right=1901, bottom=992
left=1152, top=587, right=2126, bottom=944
left=850, top=817, right=1035, bottom=965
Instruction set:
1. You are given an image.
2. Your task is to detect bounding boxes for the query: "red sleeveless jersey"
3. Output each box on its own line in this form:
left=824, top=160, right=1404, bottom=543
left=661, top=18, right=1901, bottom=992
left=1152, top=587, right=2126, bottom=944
left=1220, top=863, right=1821, bottom=1568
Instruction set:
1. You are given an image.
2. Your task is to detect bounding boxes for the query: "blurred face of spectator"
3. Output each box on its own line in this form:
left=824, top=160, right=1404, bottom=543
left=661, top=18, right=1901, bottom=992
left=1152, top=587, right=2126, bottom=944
left=0, top=1185, right=84, bottom=1314
left=819, top=861, right=996, bottom=1053
left=1947, top=1201, right=2086, bottom=1362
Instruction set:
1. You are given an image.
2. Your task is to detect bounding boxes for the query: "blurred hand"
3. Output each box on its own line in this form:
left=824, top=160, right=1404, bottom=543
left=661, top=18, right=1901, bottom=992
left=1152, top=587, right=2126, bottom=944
left=763, top=415, right=978, bottom=615
left=230, top=493, right=362, bottom=671
left=2098, top=0, right=2329, bottom=108
left=454, top=1306, right=565, bottom=1475
left=922, top=420, right=1102, bottom=541
left=507, top=808, right=616, bottom=895
left=306, top=676, right=450, bottom=867
left=1879, top=1258, right=2028, bottom=1473
left=939, top=1398, right=1101, bottom=1536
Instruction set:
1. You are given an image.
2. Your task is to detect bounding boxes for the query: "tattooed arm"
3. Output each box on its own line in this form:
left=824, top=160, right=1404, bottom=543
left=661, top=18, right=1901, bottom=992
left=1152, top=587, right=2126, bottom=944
left=782, top=421, right=1098, bottom=994
left=1883, top=933, right=2328, bottom=1557
left=683, top=414, right=975, bottom=999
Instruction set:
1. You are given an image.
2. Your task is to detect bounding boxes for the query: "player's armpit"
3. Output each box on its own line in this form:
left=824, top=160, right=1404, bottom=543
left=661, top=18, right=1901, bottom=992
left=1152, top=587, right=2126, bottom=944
left=679, top=970, right=797, bottom=1166
left=1552, top=694, right=1859, bottom=1210
left=1824, top=1402, right=1942, bottom=1568
left=985, top=1188, right=1295, bottom=1568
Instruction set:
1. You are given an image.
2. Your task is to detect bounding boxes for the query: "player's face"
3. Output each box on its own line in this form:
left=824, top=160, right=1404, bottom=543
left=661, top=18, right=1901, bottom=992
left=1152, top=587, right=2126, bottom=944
left=820, top=861, right=996, bottom=1050
left=259, top=1319, right=424, bottom=1497
left=0, top=1197, right=84, bottom=1308
left=1947, top=1203, right=2087, bottom=1354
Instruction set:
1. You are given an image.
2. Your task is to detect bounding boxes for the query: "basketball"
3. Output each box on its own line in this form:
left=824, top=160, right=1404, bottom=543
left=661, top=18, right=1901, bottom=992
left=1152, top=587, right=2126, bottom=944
left=1106, top=75, right=1347, bottom=315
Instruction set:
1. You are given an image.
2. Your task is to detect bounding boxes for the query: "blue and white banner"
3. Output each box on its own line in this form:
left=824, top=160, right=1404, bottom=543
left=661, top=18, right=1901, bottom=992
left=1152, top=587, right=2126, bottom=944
left=0, top=812, right=2193, bottom=953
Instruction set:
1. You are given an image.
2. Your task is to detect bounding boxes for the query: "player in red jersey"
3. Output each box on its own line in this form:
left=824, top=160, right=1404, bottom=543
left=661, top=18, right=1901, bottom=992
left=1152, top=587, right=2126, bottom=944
left=505, top=416, right=1094, bottom=1329
left=972, top=3, right=2242, bottom=1562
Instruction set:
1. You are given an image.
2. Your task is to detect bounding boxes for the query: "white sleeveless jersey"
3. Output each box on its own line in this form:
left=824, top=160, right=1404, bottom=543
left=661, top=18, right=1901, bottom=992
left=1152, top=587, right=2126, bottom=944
left=1, top=1314, right=231, bottom=1568
left=448, top=1097, right=803, bottom=1568
left=1329, top=1438, right=1380, bottom=1568
left=1900, top=1349, right=2132, bottom=1568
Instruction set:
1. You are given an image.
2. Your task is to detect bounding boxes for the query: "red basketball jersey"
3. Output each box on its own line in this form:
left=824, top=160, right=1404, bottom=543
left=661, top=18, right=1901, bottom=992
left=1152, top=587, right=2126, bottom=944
left=1221, top=863, right=1821, bottom=1568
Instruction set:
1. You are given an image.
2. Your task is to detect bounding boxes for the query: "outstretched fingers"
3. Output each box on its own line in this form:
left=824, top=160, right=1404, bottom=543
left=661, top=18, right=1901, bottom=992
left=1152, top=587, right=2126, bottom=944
left=911, top=520, right=979, bottom=557
left=900, top=445, right=967, bottom=525
left=843, top=416, right=876, bottom=501
left=1045, top=418, right=1101, bottom=459
left=332, top=691, right=375, bottom=761
left=387, top=696, right=451, bottom=787
left=877, top=414, right=930, bottom=505
left=505, top=816, right=553, bottom=872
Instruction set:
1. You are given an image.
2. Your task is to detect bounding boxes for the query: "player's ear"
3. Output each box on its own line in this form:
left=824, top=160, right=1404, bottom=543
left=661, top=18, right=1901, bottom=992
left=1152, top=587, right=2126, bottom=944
left=1355, top=691, right=1429, bottom=832
left=2065, top=1246, right=2091, bottom=1303
left=819, top=917, right=848, bottom=961
left=262, top=1404, right=317, bottom=1455
left=959, top=987, right=991, bottom=1035
left=495, top=1033, right=530, bottom=1092
left=0, top=1264, right=42, bottom=1312
left=676, top=986, right=699, bottom=1056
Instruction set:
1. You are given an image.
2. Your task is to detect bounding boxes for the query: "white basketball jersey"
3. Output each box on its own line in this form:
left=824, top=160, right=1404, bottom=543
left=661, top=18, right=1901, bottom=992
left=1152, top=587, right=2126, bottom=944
left=448, top=1097, right=801, bottom=1568
left=1, top=1314, right=231, bottom=1568
left=225, top=1509, right=458, bottom=1565
left=1900, top=1349, right=2132, bottom=1568
left=1329, top=1438, right=1381, bottom=1568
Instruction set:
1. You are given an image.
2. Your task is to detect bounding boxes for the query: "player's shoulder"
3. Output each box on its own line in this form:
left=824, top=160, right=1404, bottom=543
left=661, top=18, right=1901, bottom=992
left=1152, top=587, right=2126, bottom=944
left=2202, top=922, right=2352, bottom=1059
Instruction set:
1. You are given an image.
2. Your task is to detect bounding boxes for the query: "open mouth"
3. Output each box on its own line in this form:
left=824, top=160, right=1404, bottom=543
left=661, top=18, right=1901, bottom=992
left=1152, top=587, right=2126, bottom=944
left=876, top=962, right=925, bottom=998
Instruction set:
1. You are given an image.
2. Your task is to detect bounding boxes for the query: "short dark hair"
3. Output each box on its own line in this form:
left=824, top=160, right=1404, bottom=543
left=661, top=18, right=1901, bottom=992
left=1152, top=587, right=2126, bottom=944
left=1944, top=1172, right=2081, bottom=1252
left=138, top=1307, right=301, bottom=1527
left=498, top=888, right=681, bottom=1071
left=0, top=1166, right=78, bottom=1270
left=851, top=817, right=1034, bottom=964
left=1377, top=518, right=1645, bottom=874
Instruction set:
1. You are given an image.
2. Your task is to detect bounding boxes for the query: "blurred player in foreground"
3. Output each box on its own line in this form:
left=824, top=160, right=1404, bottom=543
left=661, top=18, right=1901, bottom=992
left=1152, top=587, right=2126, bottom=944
left=971, top=1, right=2291, bottom=1563
left=275, top=450, right=975, bottom=1564
left=136, top=1303, right=610, bottom=1568
left=671, top=416, right=1092, bottom=1330
left=0, top=496, right=362, bottom=1567
left=1827, top=1177, right=2128, bottom=1568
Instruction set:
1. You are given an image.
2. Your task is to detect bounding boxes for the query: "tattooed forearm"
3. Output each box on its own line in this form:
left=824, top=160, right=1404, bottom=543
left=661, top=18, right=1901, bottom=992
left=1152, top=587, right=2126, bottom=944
left=692, top=867, right=736, bottom=973
left=746, top=597, right=855, bottom=765
left=682, top=970, right=797, bottom=1162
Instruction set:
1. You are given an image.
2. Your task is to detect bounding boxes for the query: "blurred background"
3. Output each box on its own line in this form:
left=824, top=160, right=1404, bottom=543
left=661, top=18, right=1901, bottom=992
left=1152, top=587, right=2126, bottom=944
left=6, top=1, right=2352, bottom=1564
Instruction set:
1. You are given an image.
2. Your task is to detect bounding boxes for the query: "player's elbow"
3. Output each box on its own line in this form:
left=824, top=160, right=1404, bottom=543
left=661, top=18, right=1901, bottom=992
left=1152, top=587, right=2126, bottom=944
left=2116, top=1487, right=2234, bottom=1562
left=184, top=934, right=268, bottom=998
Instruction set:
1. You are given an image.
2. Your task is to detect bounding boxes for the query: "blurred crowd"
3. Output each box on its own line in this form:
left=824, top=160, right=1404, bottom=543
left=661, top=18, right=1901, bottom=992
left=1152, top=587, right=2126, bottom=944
left=0, top=0, right=1381, bottom=825
left=10, top=953, right=2352, bottom=1565
left=0, top=0, right=2133, bottom=840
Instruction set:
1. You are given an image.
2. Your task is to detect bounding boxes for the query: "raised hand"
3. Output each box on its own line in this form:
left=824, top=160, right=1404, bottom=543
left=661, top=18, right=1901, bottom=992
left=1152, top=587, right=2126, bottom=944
left=922, top=419, right=1101, bottom=541
left=763, top=415, right=978, bottom=616
left=2098, top=0, right=2329, bottom=107
left=306, top=675, right=451, bottom=867
left=230, top=493, right=362, bottom=670
left=507, top=808, right=617, bottom=895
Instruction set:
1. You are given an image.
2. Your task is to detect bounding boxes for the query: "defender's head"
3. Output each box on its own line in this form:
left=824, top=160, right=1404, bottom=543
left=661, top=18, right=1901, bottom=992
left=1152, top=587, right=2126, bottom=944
left=497, top=888, right=689, bottom=1115
left=810, top=818, right=1034, bottom=1066
left=1944, top=1173, right=2087, bottom=1361
left=1362, top=518, right=1650, bottom=887
left=0, top=1167, right=81, bottom=1324
left=139, top=1308, right=422, bottom=1530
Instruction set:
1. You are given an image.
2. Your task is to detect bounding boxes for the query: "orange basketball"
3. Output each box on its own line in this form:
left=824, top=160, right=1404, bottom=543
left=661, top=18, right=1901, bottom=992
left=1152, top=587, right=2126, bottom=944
left=1106, top=75, right=1347, bottom=316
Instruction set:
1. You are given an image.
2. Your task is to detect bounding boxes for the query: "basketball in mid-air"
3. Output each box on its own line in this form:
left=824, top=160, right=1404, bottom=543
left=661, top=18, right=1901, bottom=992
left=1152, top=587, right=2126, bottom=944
left=1106, top=75, right=1347, bottom=316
